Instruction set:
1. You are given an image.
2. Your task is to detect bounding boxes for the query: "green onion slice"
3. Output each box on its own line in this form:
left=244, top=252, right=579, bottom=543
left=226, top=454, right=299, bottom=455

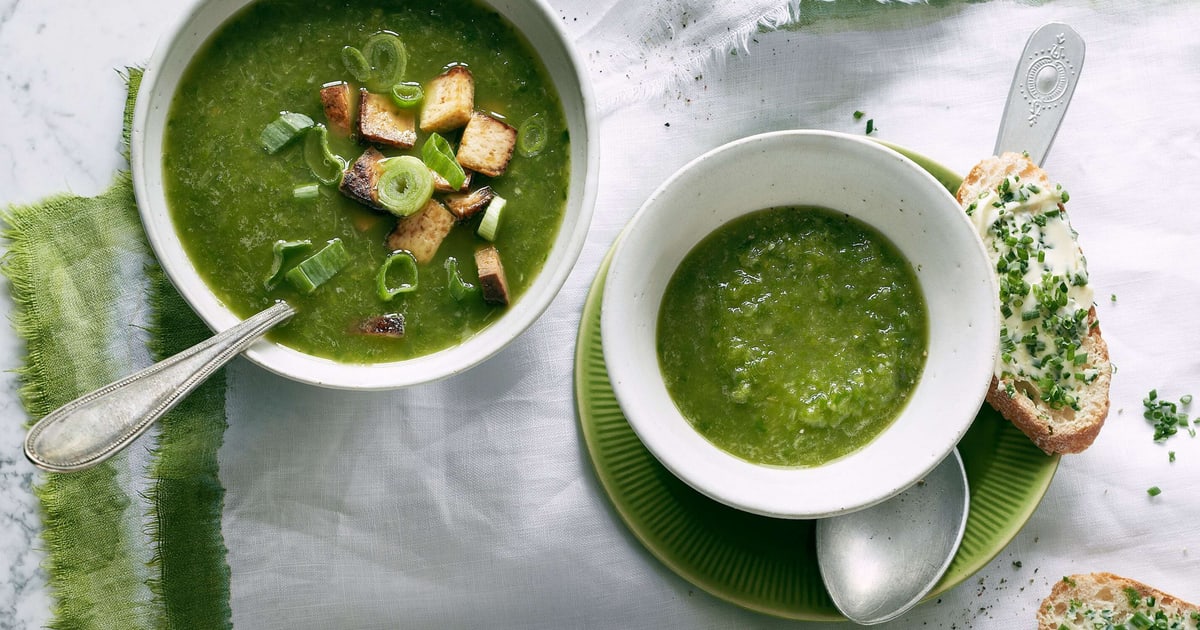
left=263, top=239, right=312, bottom=290
left=293, top=183, right=320, bottom=200
left=341, top=45, right=371, bottom=83
left=363, top=32, right=407, bottom=92
left=376, top=155, right=435, bottom=217
left=420, top=133, right=467, bottom=191
left=445, top=257, right=480, bottom=302
left=304, top=124, right=346, bottom=186
left=260, top=112, right=314, bottom=154
left=390, top=82, right=425, bottom=108
left=516, top=114, right=548, bottom=158
left=376, top=250, right=419, bottom=301
left=477, top=194, right=507, bottom=241
left=285, top=239, right=349, bottom=294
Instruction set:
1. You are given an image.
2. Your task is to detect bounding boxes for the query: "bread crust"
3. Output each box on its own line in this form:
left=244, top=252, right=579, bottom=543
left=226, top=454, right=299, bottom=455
left=958, top=153, right=1111, bottom=454
left=1038, top=572, right=1200, bottom=630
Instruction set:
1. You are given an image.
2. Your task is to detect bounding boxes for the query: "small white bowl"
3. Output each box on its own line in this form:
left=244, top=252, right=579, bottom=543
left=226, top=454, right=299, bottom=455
left=131, top=0, right=597, bottom=389
left=601, top=130, right=998, bottom=519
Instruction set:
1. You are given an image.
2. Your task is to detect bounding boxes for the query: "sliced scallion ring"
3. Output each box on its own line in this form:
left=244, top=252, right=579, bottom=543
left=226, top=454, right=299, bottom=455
left=293, top=183, right=320, bottom=201
left=444, top=257, right=480, bottom=302
left=304, top=124, right=346, bottom=186
left=476, top=194, right=507, bottom=241
left=341, top=45, right=371, bottom=83
left=263, top=239, right=312, bottom=290
left=516, top=113, right=548, bottom=158
left=390, top=82, right=424, bottom=108
left=376, top=155, right=434, bottom=217
left=260, top=112, right=314, bottom=154
left=376, top=250, right=419, bottom=301
left=363, top=32, right=407, bottom=92
left=420, top=133, right=466, bottom=191
left=284, top=239, right=348, bottom=294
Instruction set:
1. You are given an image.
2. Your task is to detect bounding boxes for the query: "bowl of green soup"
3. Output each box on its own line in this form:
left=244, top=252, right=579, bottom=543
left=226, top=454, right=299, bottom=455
left=602, top=130, right=998, bottom=519
left=131, top=0, right=596, bottom=388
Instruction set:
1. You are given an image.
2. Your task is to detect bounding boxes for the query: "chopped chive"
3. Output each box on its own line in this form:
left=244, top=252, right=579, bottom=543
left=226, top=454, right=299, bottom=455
left=341, top=45, right=371, bottom=82
left=390, top=82, right=424, bottom=108
left=420, top=133, right=466, bottom=191
left=260, top=112, right=314, bottom=154
left=293, top=183, right=320, bottom=201
left=477, top=194, right=507, bottom=241
left=516, top=113, right=549, bottom=158
left=1169, top=451, right=1176, bottom=463
left=263, top=239, right=312, bottom=290
left=1110, top=293, right=1117, bottom=302
left=1182, top=394, right=1193, bottom=405
left=285, top=239, right=349, bottom=294
left=445, top=257, right=480, bottom=302
left=1146, top=486, right=1162, bottom=497
left=304, top=124, right=346, bottom=185
left=865, top=118, right=876, bottom=135
left=853, top=110, right=865, bottom=120
left=377, top=155, right=434, bottom=217
left=376, top=250, right=419, bottom=301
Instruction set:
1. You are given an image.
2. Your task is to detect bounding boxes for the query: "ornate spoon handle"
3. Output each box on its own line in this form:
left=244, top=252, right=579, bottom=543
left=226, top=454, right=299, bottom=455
left=24, top=301, right=295, bottom=472
left=994, top=22, right=1085, bottom=165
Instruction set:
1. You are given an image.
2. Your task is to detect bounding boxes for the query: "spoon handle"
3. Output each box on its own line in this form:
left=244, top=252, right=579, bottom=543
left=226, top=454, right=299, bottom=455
left=994, top=22, right=1085, bottom=165
left=24, top=301, right=295, bottom=473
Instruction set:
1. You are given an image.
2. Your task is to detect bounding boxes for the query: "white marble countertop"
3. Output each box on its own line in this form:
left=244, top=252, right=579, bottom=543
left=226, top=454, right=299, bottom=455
left=4, top=0, right=1200, bottom=628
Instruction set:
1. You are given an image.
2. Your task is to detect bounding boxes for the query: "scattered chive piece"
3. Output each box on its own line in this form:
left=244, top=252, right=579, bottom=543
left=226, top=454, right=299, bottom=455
left=1183, top=394, right=1193, bottom=405
left=477, top=194, right=507, bottom=241
left=421, top=133, right=467, bottom=191
left=285, top=239, right=349, bottom=294
left=1144, top=389, right=1193, bottom=441
left=293, top=183, right=320, bottom=201
left=1169, top=451, right=1176, bottom=463
left=1147, top=486, right=1162, bottom=497
left=304, top=124, right=346, bottom=185
left=263, top=239, right=312, bottom=290
left=376, top=250, right=419, bottom=301
left=260, top=112, right=314, bottom=154
left=445, top=257, right=480, bottom=302
left=377, top=155, right=435, bottom=217
left=390, top=82, right=424, bottom=108
left=1130, top=611, right=1154, bottom=629
left=1110, top=293, right=1117, bottom=302
left=865, top=119, right=876, bottom=135
left=363, top=32, right=407, bottom=92
left=853, top=110, right=865, bottom=120
left=517, top=114, right=549, bottom=158
left=341, top=45, right=371, bottom=83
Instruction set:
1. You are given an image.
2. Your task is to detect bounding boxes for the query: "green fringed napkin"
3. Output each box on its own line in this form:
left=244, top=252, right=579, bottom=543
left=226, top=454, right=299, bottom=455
left=2, top=69, right=233, bottom=630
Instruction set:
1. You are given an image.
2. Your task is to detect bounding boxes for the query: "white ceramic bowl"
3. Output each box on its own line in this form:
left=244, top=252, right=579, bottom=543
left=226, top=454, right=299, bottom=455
left=131, top=0, right=597, bottom=389
left=601, top=130, right=998, bottom=519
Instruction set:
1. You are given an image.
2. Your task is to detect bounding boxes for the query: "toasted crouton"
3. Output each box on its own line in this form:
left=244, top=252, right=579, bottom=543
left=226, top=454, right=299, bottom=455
left=355, top=314, right=406, bottom=339
left=457, top=112, right=517, bottom=177
left=340, top=147, right=387, bottom=211
left=385, top=199, right=455, bottom=264
left=419, top=66, right=474, bottom=133
left=359, top=89, right=417, bottom=149
left=474, top=245, right=509, bottom=305
left=432, top=168, right=473, bottom=193
left=320, top=82, right=354, bottom=136
left=443, top=186, right=495, bottom=221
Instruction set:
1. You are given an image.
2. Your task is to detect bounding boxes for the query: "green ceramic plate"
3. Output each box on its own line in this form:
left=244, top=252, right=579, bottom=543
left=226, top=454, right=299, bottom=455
left=573, top=147, right=1060, bottom=621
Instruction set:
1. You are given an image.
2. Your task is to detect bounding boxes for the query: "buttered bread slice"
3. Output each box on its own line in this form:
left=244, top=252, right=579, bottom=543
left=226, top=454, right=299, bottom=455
left=957, top=152, right=1111, bottom=454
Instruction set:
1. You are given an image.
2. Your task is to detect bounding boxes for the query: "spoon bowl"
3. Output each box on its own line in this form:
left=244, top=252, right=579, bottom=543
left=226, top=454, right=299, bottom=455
left=816, top=449, right=969, bottom=624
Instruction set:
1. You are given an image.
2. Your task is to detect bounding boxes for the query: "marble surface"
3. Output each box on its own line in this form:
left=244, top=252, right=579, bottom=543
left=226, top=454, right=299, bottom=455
left=3, top=0, right=1200, bottom=628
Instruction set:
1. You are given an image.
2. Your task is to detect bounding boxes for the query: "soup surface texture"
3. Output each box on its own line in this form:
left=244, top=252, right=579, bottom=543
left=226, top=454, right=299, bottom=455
left=657, top=207, right=928, bottom=467
left=163, top=0, right=569, bottom=362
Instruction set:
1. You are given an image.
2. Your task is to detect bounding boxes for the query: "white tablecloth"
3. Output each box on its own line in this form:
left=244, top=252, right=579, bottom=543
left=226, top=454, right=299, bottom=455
left=2, top=0, right=1199, bottom=627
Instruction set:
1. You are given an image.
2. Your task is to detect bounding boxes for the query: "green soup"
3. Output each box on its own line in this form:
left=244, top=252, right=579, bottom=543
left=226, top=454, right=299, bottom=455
left=163, top=0, right=569, bottom=362
left=657, top=207, right=928, bottom=467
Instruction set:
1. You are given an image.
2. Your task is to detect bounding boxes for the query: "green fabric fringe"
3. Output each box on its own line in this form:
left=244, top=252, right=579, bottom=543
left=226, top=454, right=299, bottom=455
left=1, top=67, right=233, bottom=628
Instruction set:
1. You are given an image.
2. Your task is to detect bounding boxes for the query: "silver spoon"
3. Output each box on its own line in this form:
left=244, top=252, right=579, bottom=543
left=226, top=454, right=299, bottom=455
left=24, top=301, right=295, bottom=472
left=815, top=22, right=1084, bottom=624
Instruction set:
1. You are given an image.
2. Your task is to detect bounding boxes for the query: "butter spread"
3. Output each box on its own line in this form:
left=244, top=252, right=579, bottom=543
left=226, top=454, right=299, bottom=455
left=966, top=175, right=1095, bottom=410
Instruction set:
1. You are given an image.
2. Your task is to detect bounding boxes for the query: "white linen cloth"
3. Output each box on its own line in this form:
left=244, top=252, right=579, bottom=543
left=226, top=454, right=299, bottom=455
left=4, top=0, right=1200, bottom=628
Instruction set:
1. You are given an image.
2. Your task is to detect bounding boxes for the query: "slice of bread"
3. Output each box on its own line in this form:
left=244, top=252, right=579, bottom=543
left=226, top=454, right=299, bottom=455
left=1039, top=572, right=1200, bottom=629
left=957, top=153, right=1111, bottom=454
